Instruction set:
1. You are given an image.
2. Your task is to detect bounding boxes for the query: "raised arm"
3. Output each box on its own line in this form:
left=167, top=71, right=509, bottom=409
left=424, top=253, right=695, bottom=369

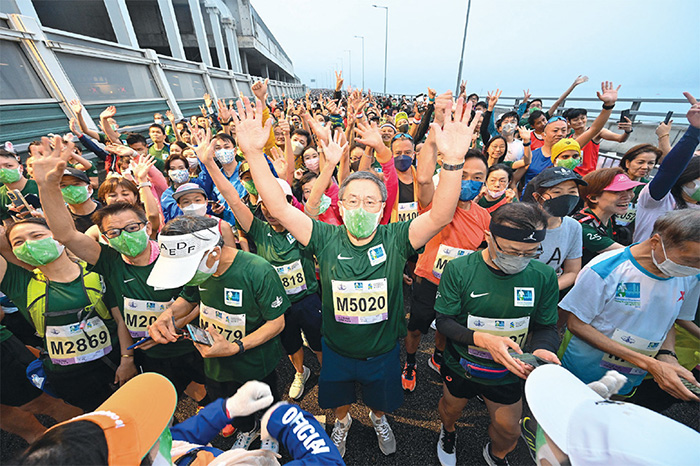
left=415, top=128, right=438, bottom=208
left=574, top=81, right=619, bottom=148
left=68, top=99, right=100, bottom=140
left=235, top=96, right=313, bottom=246
left=409, top=96, right=481, bottom=250
left=305, top=131, right=346, bottom=219
left=130, top=155, right=161, bottom=236
left=547, top=75, right=588, bottom=116
left=32, top=136, right=102, bottom=265
left=100, top=106, right=122, bottom=144
left=656, top=120, right=673, bottom=159
left=511, top=126, right=532, bottom=169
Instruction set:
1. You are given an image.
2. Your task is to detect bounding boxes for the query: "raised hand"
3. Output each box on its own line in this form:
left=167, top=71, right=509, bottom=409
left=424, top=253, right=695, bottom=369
left=252, top=78, right=269, bottom=102
left=684, top=92, right=700, bottom=129
left=487, top=89, right=502, bottom=112
left=277, top=118, right=291, bottom=136
left=165, top=110, right=175, bottom=122
left=325, top=99, right=339, bottom=115
left=354, top=119, right=384, bottom=151
left=433, top=90, right=453, bottom=127
left=68, top=118, right=83, bottom=138
left=105, top=143, right=135, bottom=157
left=596, top=81, right=621, bottom=105
left=195, top=139, right=217, bottom=167
left=523, top=88, right=531, bottom=103
left=203, top=93, right=213, bottom=109
left=233, top=95, right=274, bottom=156
left=303, top=112, right=331, bottom=145
left=130, top=154, right=156, bottom=183
left=517, top=126, right=532, bottom=143
left=573, top=75, right=589, bottom=86
left=217, top=99, right=232, bottom=123
left=428, top=87, right=437, bottom=101
left=334, top=70, right=343, bottom=92
left=655, top=120, right=672, bottom=137
left=68, top=99, right=83, bottom=115
left=459, top=80, right=467, bottom=97
left=320, top=130, right=348, bottom=168
left=618, top=116, right=632, bottom=132
left=429, top=97, right=481, bottom=164
left=187, top=122, right=211, bottom=148
left=34, top=136, right=73, bottom=185
left=269, top=145, right=288, bottom=176
left=100, top=105, right=116, bottom=120
left=199, top=104, right=208, bottom=118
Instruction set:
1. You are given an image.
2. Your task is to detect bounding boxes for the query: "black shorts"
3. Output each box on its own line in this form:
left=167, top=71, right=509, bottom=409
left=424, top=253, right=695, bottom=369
left=205, top=370, right=279, bottom=432
left=0, top=335, right=43, bottom=406
left=441, top=362, right=523, bottom=405
left=407, top=277, right=438, bottom=334
left=137, top=349, right=206, bottom=397
left=280, top=293, right=323, bottom=354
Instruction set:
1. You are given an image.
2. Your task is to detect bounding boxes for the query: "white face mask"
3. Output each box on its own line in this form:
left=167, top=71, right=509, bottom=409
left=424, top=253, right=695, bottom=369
left=292, top=140, right=305, bottom=156
left=215, top=148, right=236, bottom=164
left=181, top=202, right=207, bottom=217
left=487, top=188, right=506, bottom=198
left=651, top=237, right=700, bottom=277
left=502, top=122, right=517, bottom=133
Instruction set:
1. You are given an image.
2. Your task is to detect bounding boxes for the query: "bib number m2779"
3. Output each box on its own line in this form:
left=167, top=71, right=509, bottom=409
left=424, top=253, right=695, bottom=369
left=199, top=304, right=246, bottom=342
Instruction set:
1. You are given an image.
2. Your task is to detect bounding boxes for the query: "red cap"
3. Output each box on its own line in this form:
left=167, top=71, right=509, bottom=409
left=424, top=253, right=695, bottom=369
left=604, top=173, right=644, bottom=192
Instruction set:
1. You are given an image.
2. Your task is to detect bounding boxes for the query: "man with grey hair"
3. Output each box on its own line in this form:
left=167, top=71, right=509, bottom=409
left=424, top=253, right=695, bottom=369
left=559, top=209, right=700, bottom=407
left=231, top=93, right=480, bottom=458
left=147, top=215, right=290, bottom=452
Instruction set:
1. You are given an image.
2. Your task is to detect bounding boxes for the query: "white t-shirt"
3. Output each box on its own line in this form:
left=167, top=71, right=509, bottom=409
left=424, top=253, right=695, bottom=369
left=504, top=138, right=525, bottom=162
left=560, top=247, right=699, bottom=394
left=633, top=184, right=675, bottom=243
left=535, top=216, right=582, bottom=276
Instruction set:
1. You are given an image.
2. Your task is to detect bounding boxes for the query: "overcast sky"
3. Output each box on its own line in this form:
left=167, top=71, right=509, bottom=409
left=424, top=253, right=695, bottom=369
left=251, top=0, right=699, bottom=105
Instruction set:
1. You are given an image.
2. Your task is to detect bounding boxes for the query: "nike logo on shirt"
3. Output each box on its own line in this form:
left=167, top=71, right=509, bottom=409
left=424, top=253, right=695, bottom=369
left=470, top=291, right=489, bottom=298
left=124, top=278, right=136, bottom=283
left=337, top=254, right=353, bottom=260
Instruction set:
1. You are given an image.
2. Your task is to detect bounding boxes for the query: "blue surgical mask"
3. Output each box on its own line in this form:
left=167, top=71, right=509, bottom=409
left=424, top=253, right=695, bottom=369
left=394, top=155, right=413, bottom=172
left=459, top=179, right=483, bottom=201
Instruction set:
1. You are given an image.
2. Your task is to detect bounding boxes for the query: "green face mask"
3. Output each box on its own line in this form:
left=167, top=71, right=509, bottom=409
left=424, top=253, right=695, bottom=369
left=61, top=184, right=91, bottom=205
left=342, top=207, right=382, bottom=239
left=13, top=237, right=65, bottom=267
left=556, top=157, right=582, bottom=171
left=242, top=180, right=258, bottom=197
left=107, top=228, right=149, bottom=257
left=0, top=167, right=22, bottom=184
left=318, top=194, right=331, bottom=215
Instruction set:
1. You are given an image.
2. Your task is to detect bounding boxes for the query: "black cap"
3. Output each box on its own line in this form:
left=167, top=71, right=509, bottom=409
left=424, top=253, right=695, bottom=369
left=62, top=167, right=90, bottom=184
left=522, top=167, right=587, bottom=203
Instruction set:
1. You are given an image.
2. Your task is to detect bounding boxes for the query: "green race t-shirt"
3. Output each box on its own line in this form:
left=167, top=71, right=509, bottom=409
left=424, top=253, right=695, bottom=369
left=246, top=217, right=318, bottom=302
left=0, top=179, right=40, bottom=221
left=180, top=250, right=289, bottom=383
left=88, top=242, right=193, bottom=359
left=579, top=208, right=615, bottom=254
left=435, top=252, right=558, bottom=385
left=304, top=219, right=423, bottom=359
left=0, top=261, right=118, bottom=373
left=148, top=143, right=170, bottom=161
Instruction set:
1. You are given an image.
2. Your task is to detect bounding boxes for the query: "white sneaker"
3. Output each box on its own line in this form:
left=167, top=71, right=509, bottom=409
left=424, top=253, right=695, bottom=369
left=231, top=428, right=260, bottom=450
left=369, top=411, right=396, bottom=455
left=330, top=415, right=352, bottom=458
left=437, top=424, right=456, bottom=466
left=430, top=319, right=437, bottom=330
left=260, top=437, right=279, bottom=454
left=288, top=366, right=311, bottom=400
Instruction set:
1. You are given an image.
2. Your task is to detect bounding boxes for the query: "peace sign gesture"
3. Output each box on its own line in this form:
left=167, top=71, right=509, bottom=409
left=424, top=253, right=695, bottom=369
left=487, top=89, right=502, bottom=112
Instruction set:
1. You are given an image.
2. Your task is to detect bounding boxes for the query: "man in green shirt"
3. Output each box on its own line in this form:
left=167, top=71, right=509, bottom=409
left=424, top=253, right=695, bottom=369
left=434, top=203, right=560, bottom=466
left=0, top=148, right=41, bottom=227
left=148, top=215, right=289, bottom=452
left=148, top=124, right=171, bottom=161
left=228, top=93, right=481, bottom=458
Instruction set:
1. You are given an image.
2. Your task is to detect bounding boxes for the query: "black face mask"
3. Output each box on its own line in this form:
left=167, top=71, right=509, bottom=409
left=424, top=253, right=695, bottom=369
left=350, top=160, right=360, bottom=172
left=397, top=124, right=409, bottom=133
left=542, top=194, right=579, bottom=217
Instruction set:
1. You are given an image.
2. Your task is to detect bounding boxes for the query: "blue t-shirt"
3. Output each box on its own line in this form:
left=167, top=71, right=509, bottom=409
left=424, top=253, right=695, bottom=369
left=522, top=148, right=553, bottom=195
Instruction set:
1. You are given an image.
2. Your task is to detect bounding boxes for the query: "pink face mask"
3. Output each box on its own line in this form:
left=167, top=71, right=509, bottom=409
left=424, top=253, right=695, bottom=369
left=305, top=157, right=319, bottom=172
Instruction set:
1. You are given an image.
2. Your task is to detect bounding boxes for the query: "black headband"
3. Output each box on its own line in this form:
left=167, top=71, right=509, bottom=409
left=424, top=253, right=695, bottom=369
left=490, top=222, right=546, bottom=244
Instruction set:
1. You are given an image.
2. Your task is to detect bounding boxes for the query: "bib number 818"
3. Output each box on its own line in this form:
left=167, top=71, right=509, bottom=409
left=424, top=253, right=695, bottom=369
left=282, top=272, right=304, bottom=288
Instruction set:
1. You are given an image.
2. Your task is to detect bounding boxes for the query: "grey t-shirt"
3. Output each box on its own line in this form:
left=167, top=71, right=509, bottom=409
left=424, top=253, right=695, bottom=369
left=535, top=216, right=582, bottom=275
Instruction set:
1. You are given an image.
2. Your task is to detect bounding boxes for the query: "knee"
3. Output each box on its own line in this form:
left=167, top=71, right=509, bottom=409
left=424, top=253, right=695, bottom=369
left=492, top=419, right=520, bottom=440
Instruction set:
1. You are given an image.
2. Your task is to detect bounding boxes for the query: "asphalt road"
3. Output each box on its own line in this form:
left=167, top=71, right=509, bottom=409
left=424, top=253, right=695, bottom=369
left=3, top=290, right=699, bottom=464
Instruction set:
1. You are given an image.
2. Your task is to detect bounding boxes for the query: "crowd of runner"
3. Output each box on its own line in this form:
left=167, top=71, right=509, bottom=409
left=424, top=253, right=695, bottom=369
left=1, top=72, right=699, bottom=465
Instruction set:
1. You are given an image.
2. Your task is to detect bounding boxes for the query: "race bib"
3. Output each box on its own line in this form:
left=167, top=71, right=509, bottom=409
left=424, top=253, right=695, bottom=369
left=600, top=328, right=661, bottom=375
left=332, top=278, right=388, bottom=324
left=46, top=317, right=112, bottom=366
left=615, top=203, right=636, bottom=227
left=467, top=315, right=530, bottom=360
left=200, top=303, right=246, bottom=342
left=275, top=260, right=307, bottom=295
left=432, top=244, right=474, bottom=279
left=397, top=201, right=419, bottom=222
left=123, top=298, right=171, bottom=338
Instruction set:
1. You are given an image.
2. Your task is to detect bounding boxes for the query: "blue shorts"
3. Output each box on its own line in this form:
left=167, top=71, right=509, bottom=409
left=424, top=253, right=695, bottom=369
left=318, top=339, right=403, bottom=413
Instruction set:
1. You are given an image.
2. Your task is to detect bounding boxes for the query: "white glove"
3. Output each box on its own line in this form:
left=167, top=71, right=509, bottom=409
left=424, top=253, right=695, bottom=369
left=225, top=381, right=274, bottom=418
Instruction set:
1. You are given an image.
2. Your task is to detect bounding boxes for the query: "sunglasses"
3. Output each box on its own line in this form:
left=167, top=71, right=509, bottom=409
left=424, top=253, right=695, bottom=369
left=391, top=132, right=414, bottom=142
left=546, top=116, right=567, bottom=125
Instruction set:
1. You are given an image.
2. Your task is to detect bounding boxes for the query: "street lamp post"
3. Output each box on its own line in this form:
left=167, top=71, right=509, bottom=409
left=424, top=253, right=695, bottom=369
left=354, top=35, right=365, bottom=90
left=373, top=4, right=388, bottom=94
left=455, top=0, right=472, bottom=96
left=344, top=49, right=352, bottom=88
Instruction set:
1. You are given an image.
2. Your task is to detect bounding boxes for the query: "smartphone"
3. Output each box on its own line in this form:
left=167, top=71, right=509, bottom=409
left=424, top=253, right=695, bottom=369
left=186, top=324, right=213, bottom=346
left=681, top=378, right=700, bottom=396
left=7, top=190, right=33, bottom=219
left=511, top=352, right=553, bottom=367
left=619, top=109, right=631, bottom=123
left=664, top=111, right=673, bottom=125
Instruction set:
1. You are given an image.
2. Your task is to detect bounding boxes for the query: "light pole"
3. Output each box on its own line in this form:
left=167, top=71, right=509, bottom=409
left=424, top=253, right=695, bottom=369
left=455, top=0, right=472, bottom=96
left=345, top=49, right=352, bottom=88
left=354, top=35, right=365, bottom=90
left=373, top=4, right=388, bottom=94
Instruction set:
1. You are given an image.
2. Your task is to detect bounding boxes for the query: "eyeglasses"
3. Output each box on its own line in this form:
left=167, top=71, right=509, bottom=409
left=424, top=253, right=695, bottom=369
left=340, top=197, right=382, bottom=210
left=102, top=221, right=146, bottom=239
left=493, top=236, right=542, bottom=259
left=391, top=132, right=414, bottom=142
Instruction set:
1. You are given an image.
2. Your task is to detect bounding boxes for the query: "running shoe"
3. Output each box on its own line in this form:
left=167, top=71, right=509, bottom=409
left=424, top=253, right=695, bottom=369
left=369, top=411, right=396, bottom=455
left=231, top=428, right=260, bottom=450
left=221, top=423, right=236, bottom=438
left=436, top=424, right=456, bottom=466
left=330, top=415, right=352, bottom=458
left=288, top=366, right=311, bottom=399
left=260, top=437, right=279, bottom=454
left=430, top=319, right=437, bottom=330
left=401, top=363, right=417, bottom=391
left=428, top=354, right=442, bottom=374
left=520, top=416, right=537, bottom=463
left=483, top=442, right=510, bottom=466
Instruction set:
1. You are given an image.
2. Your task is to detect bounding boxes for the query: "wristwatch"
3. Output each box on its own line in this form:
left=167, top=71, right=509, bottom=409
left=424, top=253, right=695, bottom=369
left=655, top=349, right=677, bottom=359
left=442, top=162, right=465, bottom=171
left=233, top=339, right=245, bottom=354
